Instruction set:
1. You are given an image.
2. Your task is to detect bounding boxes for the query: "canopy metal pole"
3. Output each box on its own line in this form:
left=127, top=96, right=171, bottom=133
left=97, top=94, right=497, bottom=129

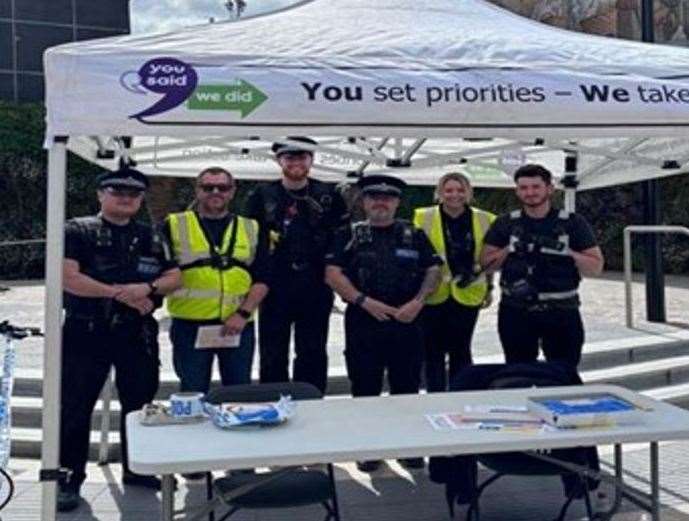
left=562, top=150, right=578, bottom=212
left=563, top=186, right=576, bottom=212
left=41, top=138, right=67, bottom=521
left=640, top=0, right=666, bottom=323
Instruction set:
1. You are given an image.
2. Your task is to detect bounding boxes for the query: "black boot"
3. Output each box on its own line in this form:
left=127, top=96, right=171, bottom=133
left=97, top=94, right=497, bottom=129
left=57, top=483, right=81, bottom=512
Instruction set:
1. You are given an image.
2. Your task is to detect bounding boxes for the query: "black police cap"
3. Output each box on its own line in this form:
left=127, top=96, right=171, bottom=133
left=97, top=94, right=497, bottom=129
left=272, top=137, right=318, bottom=157
left=357, top=174, right=407, bottom=197
left=96, top=167, right=149, bottom=191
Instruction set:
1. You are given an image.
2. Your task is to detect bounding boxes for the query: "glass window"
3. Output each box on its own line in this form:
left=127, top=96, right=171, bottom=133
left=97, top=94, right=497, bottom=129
left=16, top=23, right=72, bottom=72
left=75, top=0, right=129, bottom=30
left=17, top=72, right=43, bottom=102
left=0, top=72, right=15, bottom=101
left=76, top=28, right=126, bottom=42
left=0, top=22, right=12, bottom=70
left=15, top=0, right=73, bottom=25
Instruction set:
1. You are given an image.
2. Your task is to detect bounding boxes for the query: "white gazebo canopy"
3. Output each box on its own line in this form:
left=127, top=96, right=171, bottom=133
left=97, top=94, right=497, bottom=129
left=41, top=0, right=689, bottom=518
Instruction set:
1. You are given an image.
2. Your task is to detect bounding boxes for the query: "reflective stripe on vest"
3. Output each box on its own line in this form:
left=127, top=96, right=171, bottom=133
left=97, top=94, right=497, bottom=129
left=413, top=205, right=495, bottom=307
left=166, top=211, right=259, bottom=321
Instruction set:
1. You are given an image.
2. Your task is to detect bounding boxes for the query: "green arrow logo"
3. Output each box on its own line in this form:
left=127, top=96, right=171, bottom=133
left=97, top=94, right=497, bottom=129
left=187, top=80, right=267, bottom=117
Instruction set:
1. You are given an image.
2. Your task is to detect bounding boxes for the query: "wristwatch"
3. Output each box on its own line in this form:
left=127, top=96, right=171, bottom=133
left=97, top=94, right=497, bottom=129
left=236, top=308, right=252, bottom=320
left=354, top=293, right=367, bottom=307
left=147, top=281, right=158, bottom=295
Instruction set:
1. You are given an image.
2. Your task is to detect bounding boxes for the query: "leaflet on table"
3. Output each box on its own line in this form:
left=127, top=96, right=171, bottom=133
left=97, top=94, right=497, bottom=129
left=526, top=392, right=646, bottom=428
left=425, top=405, right=544, bottom=433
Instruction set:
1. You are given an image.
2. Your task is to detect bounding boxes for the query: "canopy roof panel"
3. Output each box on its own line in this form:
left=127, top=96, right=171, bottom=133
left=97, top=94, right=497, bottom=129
left=45, top=0, right=689, bottom=187
left=45, top=0, right=689, bottom=141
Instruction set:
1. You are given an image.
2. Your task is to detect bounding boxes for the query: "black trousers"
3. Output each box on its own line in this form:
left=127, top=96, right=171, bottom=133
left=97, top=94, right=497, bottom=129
left=421, top=300, right=480, bottom=392
left=60, top=317, right=159, bottom=489
left=344, top=306, right=423, bottom=397
left=258, top=274, right=333, bottom=394
left=498, top=303, right=584, bottom=368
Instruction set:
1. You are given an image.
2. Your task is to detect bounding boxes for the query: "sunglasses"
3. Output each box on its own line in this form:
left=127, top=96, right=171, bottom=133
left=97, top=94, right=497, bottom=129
left=104, top=186, right=144, bottom=198
left=198, top=184, right=233, bottom=193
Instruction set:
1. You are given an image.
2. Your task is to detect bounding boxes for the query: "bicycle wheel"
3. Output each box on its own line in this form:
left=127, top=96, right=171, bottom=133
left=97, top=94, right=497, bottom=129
left=0, top=468, right=14, bottom=511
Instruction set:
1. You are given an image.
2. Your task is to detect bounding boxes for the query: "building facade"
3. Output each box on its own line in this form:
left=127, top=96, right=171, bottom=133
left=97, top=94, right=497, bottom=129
left=0, top=0, right=130, bottom=102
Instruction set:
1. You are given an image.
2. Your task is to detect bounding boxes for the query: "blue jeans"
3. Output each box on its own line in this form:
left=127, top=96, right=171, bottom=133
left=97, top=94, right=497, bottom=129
left=170, top=318, right=255, bottom=394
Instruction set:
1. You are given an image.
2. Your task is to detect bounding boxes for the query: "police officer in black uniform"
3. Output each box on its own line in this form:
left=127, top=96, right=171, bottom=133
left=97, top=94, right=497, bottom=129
left=480, top=164, right=604, bottom=368
left=245, top=137, right=348, bottom=394
left=58, top=168, right=181, bottom=512
left=325, top=175, right=442, bottom=472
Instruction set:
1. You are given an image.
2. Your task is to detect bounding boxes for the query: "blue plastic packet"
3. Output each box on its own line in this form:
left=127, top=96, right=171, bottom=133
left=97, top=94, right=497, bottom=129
left=203, top=395, right=296, bottom=428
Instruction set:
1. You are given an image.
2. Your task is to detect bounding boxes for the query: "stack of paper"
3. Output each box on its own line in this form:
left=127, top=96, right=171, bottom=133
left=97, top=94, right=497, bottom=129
left=527, top=393, right=643, bottom=428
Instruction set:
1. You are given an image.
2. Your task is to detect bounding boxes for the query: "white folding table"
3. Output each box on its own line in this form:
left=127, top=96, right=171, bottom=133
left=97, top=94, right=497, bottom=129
left=127, top=384, right=689, bottom=521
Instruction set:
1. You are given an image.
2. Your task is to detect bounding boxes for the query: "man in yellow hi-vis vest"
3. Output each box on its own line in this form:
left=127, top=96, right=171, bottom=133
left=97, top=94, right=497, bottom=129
left=414, top=172, right=495, bottom=392
left=162, top=167, right=270, bottom=396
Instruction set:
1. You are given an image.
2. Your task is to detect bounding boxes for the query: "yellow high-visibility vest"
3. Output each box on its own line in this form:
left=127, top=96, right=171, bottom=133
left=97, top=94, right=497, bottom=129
left=166, top=211, right=259, bottom=321
left=413, top=205, right=495, bottom=307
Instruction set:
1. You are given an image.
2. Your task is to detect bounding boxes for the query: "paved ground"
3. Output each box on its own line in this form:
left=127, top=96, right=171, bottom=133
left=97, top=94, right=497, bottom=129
left=1, top=272, right=688, bottom=520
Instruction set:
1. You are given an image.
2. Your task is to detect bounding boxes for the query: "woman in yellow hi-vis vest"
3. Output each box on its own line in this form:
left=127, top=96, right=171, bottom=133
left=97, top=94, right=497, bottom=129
left=413, top=172, right=496, bottom=392
left=163, top=167, right=270, bottom=396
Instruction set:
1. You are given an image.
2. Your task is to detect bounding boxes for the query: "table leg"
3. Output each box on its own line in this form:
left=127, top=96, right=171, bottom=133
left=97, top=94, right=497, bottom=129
left=161, top=474, right=175, bottom=521
left=650, top=442, right=660, bottom=521
left=594, top=443, right=624, bottom=520
left=610, top=444, right=624, bottom=515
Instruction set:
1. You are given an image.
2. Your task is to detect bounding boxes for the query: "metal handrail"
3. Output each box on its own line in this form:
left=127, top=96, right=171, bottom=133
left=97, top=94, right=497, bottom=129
left=0, top=239, right=45, bottom=247
left=623, top=225, right=689, bottom=328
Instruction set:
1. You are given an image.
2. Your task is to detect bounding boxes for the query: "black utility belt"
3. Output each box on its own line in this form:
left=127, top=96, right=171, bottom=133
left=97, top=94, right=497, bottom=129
left=65, top=312, right=147, bottom=326
left=501, top=298, right=579, bottom=312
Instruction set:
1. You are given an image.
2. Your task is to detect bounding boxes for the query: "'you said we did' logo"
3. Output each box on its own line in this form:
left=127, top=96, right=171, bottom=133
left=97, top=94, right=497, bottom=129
left=121, top=57, right=266, bottom=120
left=187, top=81, right=267, bottom=118
left=122, top=57, right=198, bottom=120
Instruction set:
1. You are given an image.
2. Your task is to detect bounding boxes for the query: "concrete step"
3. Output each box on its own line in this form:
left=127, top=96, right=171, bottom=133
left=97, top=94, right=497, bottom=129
left=10, top=427, right=120, bottom=461
left=581, top=355, right=689, bottom=390
left=10, top=396, right=121, bottom=430
left=644, top=382, right=689, bottom=410
left=12, top=337, right=689, bottom=400
left=11, top=368, right=353, bottom=400
left=578, top=338, right=689, bottom=372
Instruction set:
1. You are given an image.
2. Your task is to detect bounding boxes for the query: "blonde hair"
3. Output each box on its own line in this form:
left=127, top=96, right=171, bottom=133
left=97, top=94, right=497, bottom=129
left=434, top=172, right=473, bottom=204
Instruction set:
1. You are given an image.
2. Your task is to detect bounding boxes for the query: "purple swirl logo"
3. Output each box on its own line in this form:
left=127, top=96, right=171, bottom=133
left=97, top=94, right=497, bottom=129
left=122, top=57, right=198, bottom=120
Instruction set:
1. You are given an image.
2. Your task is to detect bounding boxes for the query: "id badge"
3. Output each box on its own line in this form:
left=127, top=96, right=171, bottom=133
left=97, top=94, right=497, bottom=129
left=194, top=325, right=241, bottom=349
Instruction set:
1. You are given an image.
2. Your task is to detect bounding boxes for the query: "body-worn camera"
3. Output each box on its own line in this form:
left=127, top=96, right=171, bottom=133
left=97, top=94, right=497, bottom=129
left=512, top=234, right=566, bottom=255
left=532, top=235, right=566, bottom=252
left=504, top=278, right=538, bottom=302
left=453, top=269, right=477, bottom=289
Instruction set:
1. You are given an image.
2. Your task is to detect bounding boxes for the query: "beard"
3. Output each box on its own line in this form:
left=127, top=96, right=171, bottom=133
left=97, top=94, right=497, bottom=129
left=521, top=194, right=549, bottom=208
left=282, top=165, right=309, bottom=182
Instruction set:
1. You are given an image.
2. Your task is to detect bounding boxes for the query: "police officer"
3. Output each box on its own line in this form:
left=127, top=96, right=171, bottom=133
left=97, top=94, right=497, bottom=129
left=163, top=167, right=270, bottom=395
left=325, top=175, right=442, bottom=472
left=414, top=172, right=496, bottom=392
left=245, top=137, right=348, bottom=394
left=59, top=167, right=181, bottom=511
left=480, top=164, right=604, bottom=367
